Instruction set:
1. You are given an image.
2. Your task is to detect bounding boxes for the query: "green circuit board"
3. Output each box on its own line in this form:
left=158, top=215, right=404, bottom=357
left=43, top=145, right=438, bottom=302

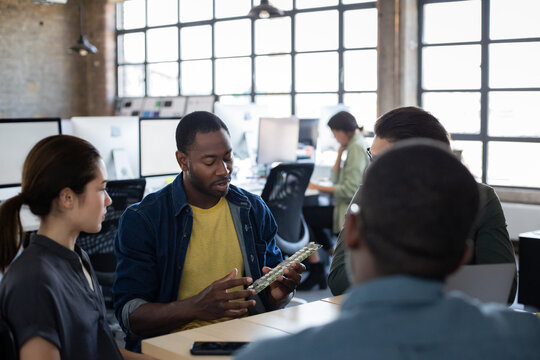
left=248, top=242, right=322, bottom=294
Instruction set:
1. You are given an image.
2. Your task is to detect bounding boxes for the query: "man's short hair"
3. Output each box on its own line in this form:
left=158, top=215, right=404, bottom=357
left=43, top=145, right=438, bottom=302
left=374, top=106, right=450, bottom=146
left=358, top=139, right=479, bottom=280
left=176, top=111, right=230, bottom=153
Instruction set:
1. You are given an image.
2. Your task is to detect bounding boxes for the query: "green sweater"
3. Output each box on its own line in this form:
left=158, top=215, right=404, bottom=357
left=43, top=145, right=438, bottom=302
left=328, top=183, right=517, bottom=301
left=329, top=132, right=369, bottom=233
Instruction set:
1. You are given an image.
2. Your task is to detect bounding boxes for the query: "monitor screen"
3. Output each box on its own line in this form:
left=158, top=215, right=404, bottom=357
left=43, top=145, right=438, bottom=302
left=257, top=117, right=299, bottom=165
left=71, top=116, right=140, bottom=180
left=214, top=102, right=269, bottom=160
left=299, top=118, right=319, bottom=148
left=139, top=118, right=181, bottom=177
left=0, top=118, right=61, bottom=187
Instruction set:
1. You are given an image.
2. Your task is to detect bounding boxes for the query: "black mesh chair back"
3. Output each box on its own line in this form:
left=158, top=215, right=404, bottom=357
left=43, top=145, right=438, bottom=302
left=77, top=178, right=146, bottom=308
left=261, top=163, right=314, bottom=255
left=0, top=317, right=17, bottom=360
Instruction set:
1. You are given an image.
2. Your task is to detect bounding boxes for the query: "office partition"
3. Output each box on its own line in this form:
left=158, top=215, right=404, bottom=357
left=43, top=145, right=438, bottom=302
left=257, top=117, right=299, bottom=165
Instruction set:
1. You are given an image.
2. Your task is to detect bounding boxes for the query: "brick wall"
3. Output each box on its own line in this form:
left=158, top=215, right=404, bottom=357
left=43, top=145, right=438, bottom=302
left=0, top=0, right=115, bottom=118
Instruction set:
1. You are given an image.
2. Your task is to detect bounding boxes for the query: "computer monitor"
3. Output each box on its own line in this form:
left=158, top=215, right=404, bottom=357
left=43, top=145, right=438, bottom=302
left=0, top=118, right=62, bottom=188
left=71, top=116, right=139, bottom=180
left=298, top=118, right=319, bottom=148
left=257, top=117, right=299, bottom=165
left=139, top=117, right=181, bottom=177
left=214, top=102, right=269, bottom=160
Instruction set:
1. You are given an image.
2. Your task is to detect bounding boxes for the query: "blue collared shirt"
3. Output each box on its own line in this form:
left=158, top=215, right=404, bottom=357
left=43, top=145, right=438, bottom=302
left=235, top=275, right=540, bottom=360
left=113, top=174, right=283, bottom=351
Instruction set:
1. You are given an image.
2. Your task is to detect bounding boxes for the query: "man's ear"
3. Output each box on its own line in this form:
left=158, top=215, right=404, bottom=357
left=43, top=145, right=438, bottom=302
left=344, top=210, right=365, bottom=251
left=57, top=188, right=75, bottom=209
left=176, top=150, right=188, bottom=172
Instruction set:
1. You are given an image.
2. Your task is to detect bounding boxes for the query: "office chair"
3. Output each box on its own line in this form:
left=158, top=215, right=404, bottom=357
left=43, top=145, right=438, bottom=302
left=77, top=178, right=146, bottom=308
left=261, top=163, right=314, bottom=256
left=0, top=317, right=18, bottom=360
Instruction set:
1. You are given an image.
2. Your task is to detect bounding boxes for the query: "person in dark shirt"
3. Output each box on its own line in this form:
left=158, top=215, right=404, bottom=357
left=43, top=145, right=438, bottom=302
left=329, top=107, right=517, bottom=302
left=0, top=135, right=152, bottom=360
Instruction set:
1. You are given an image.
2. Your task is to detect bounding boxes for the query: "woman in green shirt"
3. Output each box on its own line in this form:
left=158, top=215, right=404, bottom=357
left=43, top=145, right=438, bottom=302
left=300, top=111, right=369, bottom=290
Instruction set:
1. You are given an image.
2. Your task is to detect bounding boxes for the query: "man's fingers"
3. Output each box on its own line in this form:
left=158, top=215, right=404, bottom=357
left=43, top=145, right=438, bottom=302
left=214, top=277, right=253, bottom=291
left=220, top=299, right=256, bottom=310
left=222, top=308, right=250, bottom=318
left=224, top=289, right=256, bottom=301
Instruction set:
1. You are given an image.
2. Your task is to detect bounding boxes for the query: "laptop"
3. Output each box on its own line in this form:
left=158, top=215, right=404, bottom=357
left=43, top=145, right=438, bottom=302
left=444, top=263, right=515, bottom=304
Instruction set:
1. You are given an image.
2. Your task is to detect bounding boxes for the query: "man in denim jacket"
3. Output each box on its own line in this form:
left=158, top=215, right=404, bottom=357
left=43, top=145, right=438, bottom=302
left=113, top=111, right=304, bottom=352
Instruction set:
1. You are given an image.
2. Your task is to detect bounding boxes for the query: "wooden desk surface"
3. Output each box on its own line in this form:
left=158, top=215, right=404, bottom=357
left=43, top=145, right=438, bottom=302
left=320, top=295, right=345, bottom=305
left=142, top=297, right=344, bottom=360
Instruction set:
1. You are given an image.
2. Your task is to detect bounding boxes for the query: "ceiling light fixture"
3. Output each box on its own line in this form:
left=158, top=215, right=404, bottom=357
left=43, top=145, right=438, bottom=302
left=70, top=0, right=97, bottom=56
left=248, top=0, right=285, bottom=19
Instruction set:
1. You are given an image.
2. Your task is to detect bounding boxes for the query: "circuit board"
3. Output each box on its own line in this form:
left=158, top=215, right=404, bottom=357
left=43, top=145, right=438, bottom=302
left=248, top=242, right=322, bottom=294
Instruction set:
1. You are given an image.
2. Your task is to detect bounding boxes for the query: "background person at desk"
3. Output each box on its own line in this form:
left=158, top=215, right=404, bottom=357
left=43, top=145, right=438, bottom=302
left=329, top=107, right=517, bottom=301
left=0, top=135, right=151, bottom=360
left=301, top=111, right=368, bottom=290
left=113, top=111, right=304, bottom=352
left=235, top=140, right=540, bottom=360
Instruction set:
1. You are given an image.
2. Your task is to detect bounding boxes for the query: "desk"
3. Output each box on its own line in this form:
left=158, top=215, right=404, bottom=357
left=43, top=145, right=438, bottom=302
left=141, top=296, right=344, bottom=360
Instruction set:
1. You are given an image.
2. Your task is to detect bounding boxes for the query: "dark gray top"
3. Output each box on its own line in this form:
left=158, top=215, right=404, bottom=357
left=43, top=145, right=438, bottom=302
left=0, top=234, right=122, bottom=360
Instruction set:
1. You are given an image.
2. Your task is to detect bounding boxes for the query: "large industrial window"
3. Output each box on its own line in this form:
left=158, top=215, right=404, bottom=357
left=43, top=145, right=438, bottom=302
left=419, top=0, right=540, bottom=188
left=116, top=0, right=378, bottom=130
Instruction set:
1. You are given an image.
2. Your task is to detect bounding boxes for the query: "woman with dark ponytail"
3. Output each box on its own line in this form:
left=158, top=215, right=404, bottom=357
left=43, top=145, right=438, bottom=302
left=301, top=111, right=369, bottom=290
left=0, top=135, right=153, bottom=360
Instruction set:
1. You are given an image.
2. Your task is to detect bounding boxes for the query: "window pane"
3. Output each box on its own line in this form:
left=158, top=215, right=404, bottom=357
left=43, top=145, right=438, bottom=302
left=215, top=20, right=251, bottom=57
left=147, top=63, right=178, bottom=96
left=255, top=95, right=292, bottom=117
left=344, top=9, right=377, bottom=48
left=451, top=140, right=482, bottom=182
left=219, top=95, right=252, bottom=105
left=295, top=94, right=338, bottom=118
left=489, top=43, right=540, bottom=88
left=215, top=0, right=251, bottom=18
left=344, top=50, right=377, bottom=91
left=422, top=45, right=481, bottom=90
left=215, top=58, right=252, bottom=95
left=118, top=65, right=145, bottom=97
left=490, top=0, right=540, bottom=40
left=147, top=27, right=178, bottom=62
left=296, top=0, right=337, bottom=9
left=343, top=93, right=377, bottom=132
left=181, top=25, right=212, bottom=60
left=423, top=1, right=480, bottom=44
left=180, top=0, right=213, bottom=22
left=422, top=92, right=481, bottom=134
left=255, top=17, right=291, bottom=55
left=118, top=32, right=145, bottom=64
left=117, top=0, right=145, bottom=30
left=255, top=55, right=291, bottom=93
left=489, top=91, right=540, bottom=137
left=488, top=142, right=540, bottom=187
left=181, top=60, right=212, bottom=95
left=295, top=52, right=338, bottom=92
left=253, top=0, right=293, bottom=11
left=147, top=0, right=178, bottom=27
left=296, top=11, right=338, bottom=52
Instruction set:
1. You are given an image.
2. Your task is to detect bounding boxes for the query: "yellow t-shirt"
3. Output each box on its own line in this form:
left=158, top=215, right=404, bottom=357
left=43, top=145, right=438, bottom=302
left=177, top=197, right=245, bottom=330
